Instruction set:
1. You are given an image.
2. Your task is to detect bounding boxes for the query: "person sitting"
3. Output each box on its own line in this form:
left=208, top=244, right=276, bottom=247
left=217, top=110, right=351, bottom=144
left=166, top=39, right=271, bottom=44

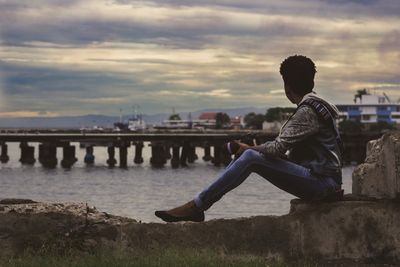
left=155, top=55, right=343, bottom=223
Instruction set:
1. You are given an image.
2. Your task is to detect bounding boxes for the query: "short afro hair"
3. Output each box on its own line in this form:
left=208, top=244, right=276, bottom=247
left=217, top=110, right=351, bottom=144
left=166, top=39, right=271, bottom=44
left=280, top=55, right=316, bottom=96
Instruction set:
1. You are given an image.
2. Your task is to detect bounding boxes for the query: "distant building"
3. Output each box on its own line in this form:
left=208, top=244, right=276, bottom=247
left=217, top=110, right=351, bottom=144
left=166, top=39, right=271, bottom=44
left=196, top=112, right=217, bottom=128
left=337, top=93, right=400, bottom=124
left=198, top=112, right=217, bottom=120
left=230, top=116, right=245, bottom=130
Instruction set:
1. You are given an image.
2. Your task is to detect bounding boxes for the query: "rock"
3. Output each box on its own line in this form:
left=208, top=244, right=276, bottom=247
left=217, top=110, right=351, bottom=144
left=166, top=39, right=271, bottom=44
left=0, top=199, right=37, bottom=204
left=352, top=132, right=400, bottom=199
left=0, top=201, right=136, bottom=257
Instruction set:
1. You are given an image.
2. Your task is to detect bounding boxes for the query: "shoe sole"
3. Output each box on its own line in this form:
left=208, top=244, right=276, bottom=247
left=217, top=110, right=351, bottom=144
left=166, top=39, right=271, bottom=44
left=155, top=210, right=205, bottom=223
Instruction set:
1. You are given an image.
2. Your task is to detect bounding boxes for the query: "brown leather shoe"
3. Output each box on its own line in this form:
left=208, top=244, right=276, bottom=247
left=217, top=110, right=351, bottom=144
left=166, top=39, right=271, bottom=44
left=155, top=200, right=205, bottom=222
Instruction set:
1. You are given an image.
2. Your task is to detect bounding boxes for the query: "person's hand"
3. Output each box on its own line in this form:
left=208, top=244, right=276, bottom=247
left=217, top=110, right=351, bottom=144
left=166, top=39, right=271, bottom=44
left=235, top=142, right=251, bottom=156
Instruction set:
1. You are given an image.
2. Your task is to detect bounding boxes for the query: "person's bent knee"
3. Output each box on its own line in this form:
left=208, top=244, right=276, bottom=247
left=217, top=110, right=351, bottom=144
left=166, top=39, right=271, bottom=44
left=240, top=149, right=261, bottom=160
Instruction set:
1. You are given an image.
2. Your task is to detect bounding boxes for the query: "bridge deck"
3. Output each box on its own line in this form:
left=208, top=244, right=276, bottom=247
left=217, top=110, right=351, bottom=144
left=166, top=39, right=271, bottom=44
left=0, top=131, right=277, bottom=143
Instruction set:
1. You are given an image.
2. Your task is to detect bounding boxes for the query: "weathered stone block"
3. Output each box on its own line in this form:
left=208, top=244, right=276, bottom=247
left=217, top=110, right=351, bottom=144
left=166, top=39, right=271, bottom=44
left=352, top=132, right=400, bottom=199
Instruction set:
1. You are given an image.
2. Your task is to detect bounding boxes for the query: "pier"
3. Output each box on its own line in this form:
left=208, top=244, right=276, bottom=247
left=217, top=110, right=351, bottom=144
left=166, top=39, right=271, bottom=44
left=0, top=131, right=382, bottom=168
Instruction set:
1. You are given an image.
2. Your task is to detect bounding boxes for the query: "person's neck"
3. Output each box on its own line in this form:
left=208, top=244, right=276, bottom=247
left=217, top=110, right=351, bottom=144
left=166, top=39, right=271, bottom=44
left=296, top=92, right=315, bottom=105
left=294, top=95, right=304, bottom=105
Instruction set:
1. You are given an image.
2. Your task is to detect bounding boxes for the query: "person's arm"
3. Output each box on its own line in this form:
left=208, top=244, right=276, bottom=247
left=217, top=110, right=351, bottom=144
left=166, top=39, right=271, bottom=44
left=251, top=105, right=320, bottom=158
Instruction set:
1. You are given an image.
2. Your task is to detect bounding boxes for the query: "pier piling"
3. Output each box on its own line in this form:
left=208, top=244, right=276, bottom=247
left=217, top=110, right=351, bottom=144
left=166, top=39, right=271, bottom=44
left=202, top=145, right=212, bottom=162
left=180, top=141, right=189, bottom=167
left=164, top=144, right=172, bottom=160
left=106, top=146, right=117, bottom=168
left=187, top=145, right=198, bottom=163
left=171, top=144, right=180, bottom=168
left=150, top=142, right=166, bottom=167
left=221, top=145, right=232, bottom=166
left=119, top=145, right=128, bottom=168
left=212, top=144, right=222, bottom=166
left=61, top=145, right=78, bottom=168
left=39, top=143, right=58, bottom=168
left=19, top=142, right=35, bottom=165
left=133, top=142, right=144, bottom=164
left=84, top=146, right=95, bottom=164
left=0, top=143, right=10, bottom=163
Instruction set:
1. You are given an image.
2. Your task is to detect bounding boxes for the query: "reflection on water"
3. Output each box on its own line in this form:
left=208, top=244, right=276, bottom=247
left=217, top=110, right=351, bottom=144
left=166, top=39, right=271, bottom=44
left=0, top=142, right=355, bottom=222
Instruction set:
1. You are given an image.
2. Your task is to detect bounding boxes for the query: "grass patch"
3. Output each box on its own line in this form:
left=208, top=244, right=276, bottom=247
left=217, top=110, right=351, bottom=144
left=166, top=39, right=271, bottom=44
left=0, top=249, right=319, bottom=267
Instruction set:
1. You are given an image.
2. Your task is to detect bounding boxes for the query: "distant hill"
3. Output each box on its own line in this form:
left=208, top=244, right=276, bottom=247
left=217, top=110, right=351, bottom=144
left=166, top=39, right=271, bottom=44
left=0, top=107, right=267, bottom=129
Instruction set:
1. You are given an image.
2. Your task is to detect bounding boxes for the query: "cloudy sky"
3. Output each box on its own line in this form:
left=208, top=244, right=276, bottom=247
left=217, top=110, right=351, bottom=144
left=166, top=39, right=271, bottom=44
left=0, top=0, right=399, bottom=117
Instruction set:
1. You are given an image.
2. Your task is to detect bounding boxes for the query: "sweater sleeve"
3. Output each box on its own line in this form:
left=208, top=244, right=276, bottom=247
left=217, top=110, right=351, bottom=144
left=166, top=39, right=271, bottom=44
left=251, top=105, right=320, bottom=157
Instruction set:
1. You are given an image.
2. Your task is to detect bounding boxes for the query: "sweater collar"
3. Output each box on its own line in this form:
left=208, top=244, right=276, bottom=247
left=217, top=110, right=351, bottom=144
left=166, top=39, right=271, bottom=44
left=297, top=91, right=316, bottom=106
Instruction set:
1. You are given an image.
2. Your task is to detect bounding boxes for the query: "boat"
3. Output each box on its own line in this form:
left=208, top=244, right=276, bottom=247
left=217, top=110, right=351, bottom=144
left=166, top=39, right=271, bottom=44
left=128, top=114, right=146, bottom=132
left=113, top=106, right=146, bottom=132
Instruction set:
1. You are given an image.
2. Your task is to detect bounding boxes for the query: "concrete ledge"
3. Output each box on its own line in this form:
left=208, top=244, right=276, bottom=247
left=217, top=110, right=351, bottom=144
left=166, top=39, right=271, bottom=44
left=0, top=198, right=399, bottom=264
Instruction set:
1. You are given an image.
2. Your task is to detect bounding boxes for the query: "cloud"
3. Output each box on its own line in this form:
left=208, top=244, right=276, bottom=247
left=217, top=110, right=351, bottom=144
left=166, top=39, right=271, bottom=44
left=0, top=85, right=5, bottom=112
left=318, top=0, right=378, bottom=5
left=1, top=2, right=315, bottom=48
left=78, top=97, right=128, bottom=104
left=0, top=0, right=399, bottom=115
left=0, top=110, right=59, bottom=118
left=270, top=89, right=285, bottom=94
left=159, top=88, right=232, bottom=98
left=378, top=30, right=400, bottom=64
left=2, top=0, right=398, bottom=48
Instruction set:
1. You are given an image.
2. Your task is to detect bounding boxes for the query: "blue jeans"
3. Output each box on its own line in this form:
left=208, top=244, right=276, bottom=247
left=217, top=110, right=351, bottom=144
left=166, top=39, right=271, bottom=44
left=194, top=149, right=340, bottom=211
